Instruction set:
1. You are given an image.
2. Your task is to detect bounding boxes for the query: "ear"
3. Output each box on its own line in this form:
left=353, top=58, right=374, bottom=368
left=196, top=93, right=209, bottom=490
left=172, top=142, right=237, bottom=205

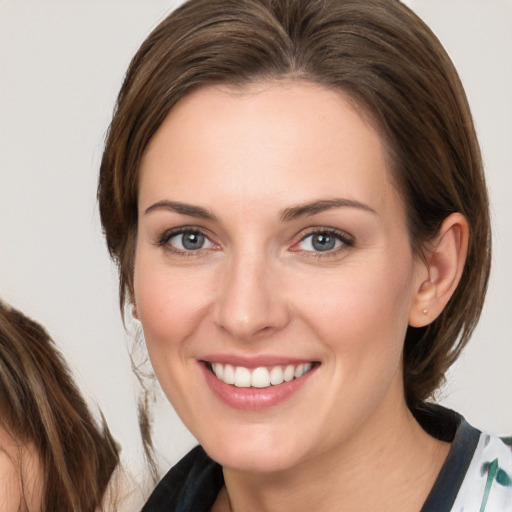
left=409, top=213, right=469, bottom=327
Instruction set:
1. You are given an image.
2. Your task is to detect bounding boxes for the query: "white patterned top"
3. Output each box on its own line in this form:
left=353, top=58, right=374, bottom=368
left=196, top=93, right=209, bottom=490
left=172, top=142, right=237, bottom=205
left=451, top=431, right=512, bottom=511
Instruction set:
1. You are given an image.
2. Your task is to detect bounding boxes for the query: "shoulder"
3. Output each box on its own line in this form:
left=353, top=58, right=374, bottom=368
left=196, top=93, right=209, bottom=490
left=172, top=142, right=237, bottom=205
left=451, top=430, right=512, bottom=512
left=141, top=445, right=224, bottom=512
left=416, top=405, right=512, bottom=512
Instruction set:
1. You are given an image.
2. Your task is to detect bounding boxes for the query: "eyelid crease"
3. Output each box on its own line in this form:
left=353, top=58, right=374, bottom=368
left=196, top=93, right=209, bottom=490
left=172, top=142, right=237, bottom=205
left=289, top=228, right=355, bottom=257
left=154, top=226, right=215, bottom=251
left=159, top=225, right=206, bottom=239
left=298, top=227, right=354, bottom=243
left=154, top=227, right=221, bottom=260
left=154, top=225, right=354, bottom=260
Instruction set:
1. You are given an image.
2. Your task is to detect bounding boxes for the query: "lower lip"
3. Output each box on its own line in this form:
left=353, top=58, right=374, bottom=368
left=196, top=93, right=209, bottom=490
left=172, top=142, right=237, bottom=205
left=201, top=363, right=317, bottom=411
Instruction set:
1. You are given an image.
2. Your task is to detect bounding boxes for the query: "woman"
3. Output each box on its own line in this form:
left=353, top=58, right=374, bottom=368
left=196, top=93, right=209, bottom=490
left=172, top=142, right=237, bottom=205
left=98, top=0, right=511, bottom=510
left=0, top=300, right=120, bottom=511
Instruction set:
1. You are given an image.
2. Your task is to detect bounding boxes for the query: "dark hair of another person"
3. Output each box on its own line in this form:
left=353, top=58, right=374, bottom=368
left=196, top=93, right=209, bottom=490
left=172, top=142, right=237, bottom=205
left=98, top=0, right=490, bottom=412
left=0, top=300, right=119, bottom=511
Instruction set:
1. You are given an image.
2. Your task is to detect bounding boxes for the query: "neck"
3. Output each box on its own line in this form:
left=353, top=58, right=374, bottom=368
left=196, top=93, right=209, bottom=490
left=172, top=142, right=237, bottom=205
left=217, top=395, right=450, bottom=512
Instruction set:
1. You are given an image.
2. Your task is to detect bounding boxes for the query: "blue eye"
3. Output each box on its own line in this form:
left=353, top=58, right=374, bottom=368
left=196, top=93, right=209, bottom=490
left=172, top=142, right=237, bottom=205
left=295, top=230, right=352, bottom=253
left=163, top=230, right=216, bottom=252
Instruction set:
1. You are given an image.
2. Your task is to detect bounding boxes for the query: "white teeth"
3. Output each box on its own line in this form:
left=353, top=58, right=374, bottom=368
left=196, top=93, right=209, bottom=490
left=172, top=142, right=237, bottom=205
left=210, top=362, right=315, bottom=388
left=269, top=366, right=284, bottom=385
left=295, top=362, right=313, bottom=378
left=212, top=362, right=223, bottom=380
left=294, top=363, right=305, bottom=378
left=223, top=364, right=235, bottom=385
left=283, top=365, right=295, bottom=382
left=251, top=367, right=270, bottom=388
left=234, top=366, right=251, bottom=388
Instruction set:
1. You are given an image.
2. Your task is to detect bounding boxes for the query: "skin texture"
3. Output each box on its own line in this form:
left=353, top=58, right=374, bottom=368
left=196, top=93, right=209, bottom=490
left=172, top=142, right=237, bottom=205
left=0, top=428, right=43, bottom=512
left=134, top=82, right=467, bottom=512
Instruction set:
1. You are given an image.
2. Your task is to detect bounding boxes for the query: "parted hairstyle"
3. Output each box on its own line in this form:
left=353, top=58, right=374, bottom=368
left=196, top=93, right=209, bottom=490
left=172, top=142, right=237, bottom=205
left=98, top=0, right=491, bottom=410
left=0, top=300, right=119, bottom=511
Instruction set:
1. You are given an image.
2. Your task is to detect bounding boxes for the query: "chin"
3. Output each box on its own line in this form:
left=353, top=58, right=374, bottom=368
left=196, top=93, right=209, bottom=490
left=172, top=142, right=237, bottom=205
left=197, top=424, right=304, bottom=473
left=211, top=445, right=302, bottom=474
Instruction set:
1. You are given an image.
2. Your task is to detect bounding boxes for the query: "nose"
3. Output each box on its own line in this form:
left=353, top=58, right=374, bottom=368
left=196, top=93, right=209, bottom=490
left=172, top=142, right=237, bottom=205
left=213, top=252, right=290, bottom=340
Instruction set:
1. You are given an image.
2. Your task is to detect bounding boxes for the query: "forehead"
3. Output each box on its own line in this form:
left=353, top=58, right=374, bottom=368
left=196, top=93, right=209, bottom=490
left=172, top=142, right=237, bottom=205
left=138, top=81, right=401, bottom=218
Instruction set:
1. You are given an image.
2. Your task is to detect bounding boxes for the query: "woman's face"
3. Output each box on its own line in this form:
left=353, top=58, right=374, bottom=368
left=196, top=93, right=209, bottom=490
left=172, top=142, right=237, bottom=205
left=134, top=82, right=427, bottom=472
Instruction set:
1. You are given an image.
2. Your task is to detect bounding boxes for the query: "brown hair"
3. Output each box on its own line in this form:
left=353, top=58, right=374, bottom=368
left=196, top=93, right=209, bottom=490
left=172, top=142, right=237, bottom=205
left=0, top=300, right=120, bottom=511
left=98, top=0, right=491, bottom=409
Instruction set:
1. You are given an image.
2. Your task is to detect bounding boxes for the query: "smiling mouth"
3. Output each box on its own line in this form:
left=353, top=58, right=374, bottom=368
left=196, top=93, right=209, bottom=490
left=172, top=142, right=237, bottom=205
left=206, top=361, right=319, bottom=389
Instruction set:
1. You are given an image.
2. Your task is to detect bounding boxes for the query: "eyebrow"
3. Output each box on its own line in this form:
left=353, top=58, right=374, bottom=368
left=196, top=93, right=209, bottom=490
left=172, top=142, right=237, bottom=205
left=144, top=198, right=375, bottom=222
left=144, top=200, right=217, bottom=220
left=279, top=198, right=376, bottom=222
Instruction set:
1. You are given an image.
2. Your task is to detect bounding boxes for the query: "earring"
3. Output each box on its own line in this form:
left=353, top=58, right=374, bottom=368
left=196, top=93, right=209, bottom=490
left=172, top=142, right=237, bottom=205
left=422, top=309, right=428, bottom=315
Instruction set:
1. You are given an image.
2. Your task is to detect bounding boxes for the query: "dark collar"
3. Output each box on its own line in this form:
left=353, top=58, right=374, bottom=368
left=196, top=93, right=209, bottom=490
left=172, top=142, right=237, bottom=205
left=418, top=404, right=480, bottom=512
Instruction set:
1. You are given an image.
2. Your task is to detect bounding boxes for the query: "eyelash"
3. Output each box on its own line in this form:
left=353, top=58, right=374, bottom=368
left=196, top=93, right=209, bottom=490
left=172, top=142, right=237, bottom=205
left=291, top=228, right=355, bottom=258
left=156, top=227, right=354, bottom=257
left=156, top=227, right=218, bottom=256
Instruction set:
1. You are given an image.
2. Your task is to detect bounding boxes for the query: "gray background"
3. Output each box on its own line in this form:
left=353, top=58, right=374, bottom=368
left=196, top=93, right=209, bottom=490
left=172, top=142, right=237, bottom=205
left=1, top=1, right=510, bottom=508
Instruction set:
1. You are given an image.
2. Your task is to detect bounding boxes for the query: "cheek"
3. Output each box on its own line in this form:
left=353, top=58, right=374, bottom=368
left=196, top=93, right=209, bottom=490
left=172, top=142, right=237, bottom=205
left=133, top=251, right=213, bottom=354
left=289, top=255, right=415, bottom=364
left=132, top=253, right=214, bottom=417
left=289, top=260, right=414, bottom=427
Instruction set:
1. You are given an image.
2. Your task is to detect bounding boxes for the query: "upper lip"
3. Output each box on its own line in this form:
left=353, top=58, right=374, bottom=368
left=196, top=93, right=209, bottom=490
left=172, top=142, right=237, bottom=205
left=200, top=354, right=318, bottom=368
